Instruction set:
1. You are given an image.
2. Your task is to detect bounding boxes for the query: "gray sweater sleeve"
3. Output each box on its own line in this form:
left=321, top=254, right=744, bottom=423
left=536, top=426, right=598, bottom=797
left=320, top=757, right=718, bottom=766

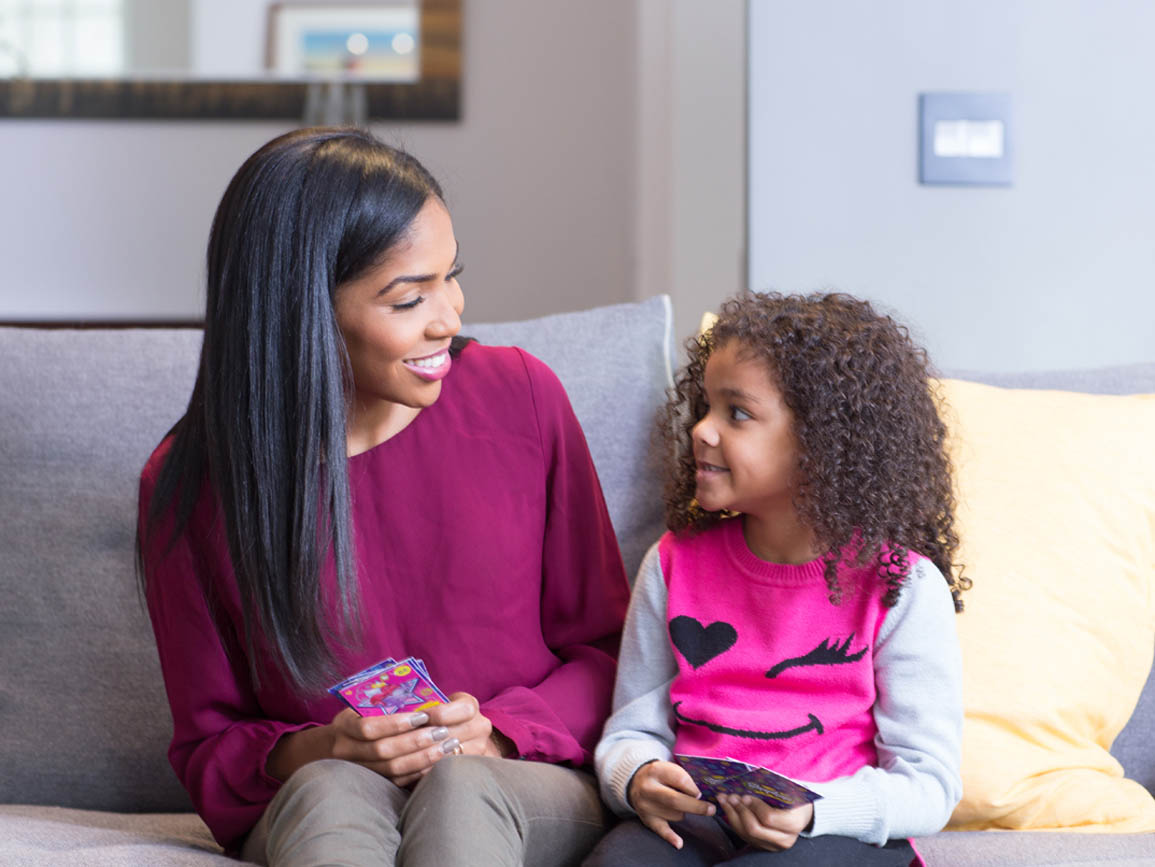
left=594, top=541, right=679, bottom=815
left=594, top=545, right=964, bottom=839
left=801, top=557, right=964, bottom=842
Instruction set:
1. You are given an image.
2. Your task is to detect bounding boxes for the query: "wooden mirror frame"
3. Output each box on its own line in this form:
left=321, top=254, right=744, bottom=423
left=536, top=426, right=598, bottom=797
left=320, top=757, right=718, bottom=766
left=0, top=0, right=460, bottom=120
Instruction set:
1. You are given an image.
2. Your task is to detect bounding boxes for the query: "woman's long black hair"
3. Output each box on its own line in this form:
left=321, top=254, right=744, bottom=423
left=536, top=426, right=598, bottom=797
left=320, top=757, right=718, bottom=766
left=139, top=127, right=443, bottom=693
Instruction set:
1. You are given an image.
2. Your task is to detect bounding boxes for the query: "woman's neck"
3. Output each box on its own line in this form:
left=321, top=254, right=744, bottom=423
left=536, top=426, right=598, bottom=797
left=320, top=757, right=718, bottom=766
left=345, top=401, right=422, bottom=457
left=741, top=508, right=820, bottom=565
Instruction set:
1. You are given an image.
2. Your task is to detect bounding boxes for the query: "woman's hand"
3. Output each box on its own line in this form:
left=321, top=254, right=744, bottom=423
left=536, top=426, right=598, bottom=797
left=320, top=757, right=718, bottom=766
left=424, top=691, right=508, bottom=759
left=328, top=704, right=464, bottom=787
left=717, top=794, right=813, bottom=852
left=267, top=692, right=507, bottom=787
left=627, top=760, right=716, bottom=849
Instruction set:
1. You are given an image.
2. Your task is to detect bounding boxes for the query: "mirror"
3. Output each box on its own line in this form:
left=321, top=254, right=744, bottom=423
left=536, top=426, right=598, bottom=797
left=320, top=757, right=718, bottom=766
left=0, top=0, right=460, bottom=120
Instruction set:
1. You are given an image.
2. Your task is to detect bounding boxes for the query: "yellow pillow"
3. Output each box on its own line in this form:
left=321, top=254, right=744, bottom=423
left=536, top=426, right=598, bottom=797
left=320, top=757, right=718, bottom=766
left=939, top=378, right=1155, bottom=832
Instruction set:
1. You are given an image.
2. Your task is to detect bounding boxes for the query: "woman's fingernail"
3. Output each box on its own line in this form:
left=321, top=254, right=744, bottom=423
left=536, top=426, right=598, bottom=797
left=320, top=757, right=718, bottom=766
left=429, top=726, right=450, bottom=743
left=409, top=712, right=430, bottom=728
left=440, top=737, right=461, bottom=755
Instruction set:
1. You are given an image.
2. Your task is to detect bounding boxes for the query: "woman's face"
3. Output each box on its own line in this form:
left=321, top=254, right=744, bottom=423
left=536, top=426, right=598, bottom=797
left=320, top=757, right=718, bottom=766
left=334, top=197, right=464, bottom=419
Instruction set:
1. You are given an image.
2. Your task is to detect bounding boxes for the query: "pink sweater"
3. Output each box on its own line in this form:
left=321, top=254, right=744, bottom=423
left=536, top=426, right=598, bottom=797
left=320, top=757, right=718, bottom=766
left=663, top=519, right=894, bottom=782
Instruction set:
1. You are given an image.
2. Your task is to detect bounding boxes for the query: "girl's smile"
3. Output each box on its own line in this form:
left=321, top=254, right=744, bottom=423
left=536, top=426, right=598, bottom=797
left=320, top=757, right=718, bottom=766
left=692, top=340, right=818, bottom=564
left=692, top=340, right=799, bottom=518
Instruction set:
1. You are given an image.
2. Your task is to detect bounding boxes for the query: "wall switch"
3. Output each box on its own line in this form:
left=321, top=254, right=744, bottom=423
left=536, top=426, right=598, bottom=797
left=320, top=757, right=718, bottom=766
left=920, top=92, right=1012, bottom=185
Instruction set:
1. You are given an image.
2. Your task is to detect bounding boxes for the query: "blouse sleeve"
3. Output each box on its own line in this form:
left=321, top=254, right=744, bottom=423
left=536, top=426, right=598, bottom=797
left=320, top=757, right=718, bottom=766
left=138, top=461, right=315, bottom=853
left=802, top=557, right=964, bottom=842
left=478, top=350, right=631, bottom=767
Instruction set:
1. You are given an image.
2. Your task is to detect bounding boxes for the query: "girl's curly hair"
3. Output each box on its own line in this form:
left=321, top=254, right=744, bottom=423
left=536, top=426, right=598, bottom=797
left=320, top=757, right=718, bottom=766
left=660, top=291, right=970, bottom=611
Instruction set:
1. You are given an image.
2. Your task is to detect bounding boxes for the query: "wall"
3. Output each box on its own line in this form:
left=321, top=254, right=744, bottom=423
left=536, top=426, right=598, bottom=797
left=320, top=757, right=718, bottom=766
left=125, top=0, right=190, bottom=72
left=748, top=0, right=1155, bottom=372
left=191, top=0, right=265, bottom=77
left=0, top=0, right=638, bottom=324
left=635, top=0, right=746, bottom=351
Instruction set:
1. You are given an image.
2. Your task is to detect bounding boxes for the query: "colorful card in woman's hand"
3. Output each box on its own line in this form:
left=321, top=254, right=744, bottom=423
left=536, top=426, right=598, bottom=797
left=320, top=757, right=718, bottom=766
left=329, top=656, right=450, bottom=717
left=675, top=754, right=821, bottom=810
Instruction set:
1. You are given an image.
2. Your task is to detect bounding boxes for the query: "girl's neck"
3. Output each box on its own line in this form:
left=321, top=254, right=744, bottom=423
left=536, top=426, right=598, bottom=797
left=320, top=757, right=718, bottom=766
left=741, top=508, right=821, bottom=565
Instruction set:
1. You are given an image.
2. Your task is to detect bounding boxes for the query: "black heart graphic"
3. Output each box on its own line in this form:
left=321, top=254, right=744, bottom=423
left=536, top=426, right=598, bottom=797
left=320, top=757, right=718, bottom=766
left=668, top=616, right=738, bottom=669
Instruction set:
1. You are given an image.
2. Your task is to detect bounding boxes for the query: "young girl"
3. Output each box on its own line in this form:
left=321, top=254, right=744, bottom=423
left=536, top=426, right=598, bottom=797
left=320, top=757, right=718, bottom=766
left=138, top=128, right=629, bottom=866
left=588, top=292, right=969, bottom=866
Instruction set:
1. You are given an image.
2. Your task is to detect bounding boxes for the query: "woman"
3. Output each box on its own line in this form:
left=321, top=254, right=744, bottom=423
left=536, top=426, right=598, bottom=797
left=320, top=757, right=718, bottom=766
left=138, top=127, right=630, bottom=866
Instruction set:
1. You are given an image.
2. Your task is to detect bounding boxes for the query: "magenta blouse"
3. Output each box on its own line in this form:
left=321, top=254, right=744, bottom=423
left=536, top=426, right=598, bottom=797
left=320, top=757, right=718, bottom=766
left=139, top=343, right=630, bottom=851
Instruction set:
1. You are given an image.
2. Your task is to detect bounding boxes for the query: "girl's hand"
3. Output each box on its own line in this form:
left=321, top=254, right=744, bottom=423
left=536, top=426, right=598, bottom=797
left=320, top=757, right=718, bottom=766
left=717, top=794, right=813, bottom=851
left=627, top=760, right=716, bottom=849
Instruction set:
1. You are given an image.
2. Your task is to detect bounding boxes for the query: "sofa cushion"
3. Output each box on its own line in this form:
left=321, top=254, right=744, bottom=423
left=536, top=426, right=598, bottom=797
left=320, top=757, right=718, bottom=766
left=947, top=362, right=1155, bottom=396
left=946, top=363, right=1155, bottom=795
left=939, top=378, right=1155, bottom=832
left=0, top=295, right=672, bottom=813
left=465, top=295, right=673, bottom=579
left=0, top=805, right=228, bottom=865
left=0, top=327, right=202, bottom=812
left=914, top=829, right=1155, bottom=865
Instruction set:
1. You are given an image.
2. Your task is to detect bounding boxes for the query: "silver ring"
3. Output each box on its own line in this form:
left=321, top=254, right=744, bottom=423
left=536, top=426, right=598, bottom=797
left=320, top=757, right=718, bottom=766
left=451, top=744, right=464, bottom=756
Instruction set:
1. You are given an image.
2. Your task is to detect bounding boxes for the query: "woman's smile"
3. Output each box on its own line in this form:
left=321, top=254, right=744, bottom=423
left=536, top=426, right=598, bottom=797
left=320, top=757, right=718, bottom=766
left=403, top=348, right=453, bottom=381
left=334, top=197, right=465, bottom=451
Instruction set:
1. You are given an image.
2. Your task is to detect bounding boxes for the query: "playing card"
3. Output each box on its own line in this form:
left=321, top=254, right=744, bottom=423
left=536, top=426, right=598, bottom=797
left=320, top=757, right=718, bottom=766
left=675, top=754, right=821, bottom=810
left=329, top=656, right=450, bottom=717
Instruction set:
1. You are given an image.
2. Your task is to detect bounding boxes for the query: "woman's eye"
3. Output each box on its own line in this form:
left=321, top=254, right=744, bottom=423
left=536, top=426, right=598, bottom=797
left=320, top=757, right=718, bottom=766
left=447, top=263, right=464, bottom=281
left=391, top=296, right=425, bottom=311
left=730, top=406, right=752, bottom=422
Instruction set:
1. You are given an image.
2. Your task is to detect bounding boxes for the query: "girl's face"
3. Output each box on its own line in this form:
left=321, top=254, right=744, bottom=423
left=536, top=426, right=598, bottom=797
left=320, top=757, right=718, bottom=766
left=691, top=340, right=800, bottom=519
left=334, top=197, right=464, bottom=419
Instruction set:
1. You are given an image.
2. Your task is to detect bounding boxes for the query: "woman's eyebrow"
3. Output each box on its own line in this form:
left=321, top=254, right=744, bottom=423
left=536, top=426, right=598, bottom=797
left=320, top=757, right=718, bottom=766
left=376, top=243, right=460, bottom=297
left=377, top=272, right=436, bottom=296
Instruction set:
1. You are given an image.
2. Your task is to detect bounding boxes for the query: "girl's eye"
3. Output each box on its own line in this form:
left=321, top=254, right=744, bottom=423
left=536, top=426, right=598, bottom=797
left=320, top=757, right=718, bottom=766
left=447, top=263, right=464, bottom=281
left=391, top=296, right=425, bottom=311
left=730, top=406, right=752, bottom=422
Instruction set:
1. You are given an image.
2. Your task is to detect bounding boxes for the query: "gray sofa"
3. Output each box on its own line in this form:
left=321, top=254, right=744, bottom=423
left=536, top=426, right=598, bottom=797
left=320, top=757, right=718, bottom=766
left=2, top=295, right=1154, bottom=866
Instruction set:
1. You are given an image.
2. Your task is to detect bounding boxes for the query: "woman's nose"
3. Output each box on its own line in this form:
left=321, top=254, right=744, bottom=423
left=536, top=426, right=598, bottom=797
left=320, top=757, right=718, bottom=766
left=428, top=285, right=463, bottom=338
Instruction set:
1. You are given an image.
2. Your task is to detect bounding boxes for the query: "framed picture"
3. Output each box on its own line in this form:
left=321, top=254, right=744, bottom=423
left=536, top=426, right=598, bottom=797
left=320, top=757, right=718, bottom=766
left=267, top=2, right=421, bottom=81
left=0, top=0, right=459, bottom=120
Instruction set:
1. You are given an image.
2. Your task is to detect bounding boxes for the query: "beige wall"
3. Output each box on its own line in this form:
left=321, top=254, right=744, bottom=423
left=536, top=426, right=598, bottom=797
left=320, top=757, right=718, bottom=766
left=0, top=0, right=745, bottom=330
left=0, top=1, right=630, bottom=322
left=644, top=0, right=746, bottom=349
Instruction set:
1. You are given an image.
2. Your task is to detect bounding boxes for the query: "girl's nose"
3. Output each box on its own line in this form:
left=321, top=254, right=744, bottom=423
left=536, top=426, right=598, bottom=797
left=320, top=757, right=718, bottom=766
left=692, top=415, right=719, bottom=447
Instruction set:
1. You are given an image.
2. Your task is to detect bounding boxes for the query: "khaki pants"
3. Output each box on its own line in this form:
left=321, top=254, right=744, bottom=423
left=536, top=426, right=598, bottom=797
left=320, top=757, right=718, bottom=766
left=242, top=756, right=609, bottom=866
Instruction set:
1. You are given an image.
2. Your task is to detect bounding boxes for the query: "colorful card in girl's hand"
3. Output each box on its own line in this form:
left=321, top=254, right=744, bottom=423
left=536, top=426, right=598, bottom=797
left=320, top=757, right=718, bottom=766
left=675, top=754, right=821, bottom=810
left=329, top=656, right=450, bottom=717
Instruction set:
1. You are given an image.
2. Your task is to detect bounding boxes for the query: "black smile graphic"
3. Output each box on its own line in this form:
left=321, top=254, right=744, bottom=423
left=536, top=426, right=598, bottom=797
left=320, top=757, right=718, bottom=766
left=672, top=701, right=824, bottom=740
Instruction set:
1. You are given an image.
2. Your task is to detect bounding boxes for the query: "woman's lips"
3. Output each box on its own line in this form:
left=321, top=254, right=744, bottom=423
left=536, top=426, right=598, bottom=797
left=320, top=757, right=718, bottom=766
left=402, top=350, right=452, bottom=381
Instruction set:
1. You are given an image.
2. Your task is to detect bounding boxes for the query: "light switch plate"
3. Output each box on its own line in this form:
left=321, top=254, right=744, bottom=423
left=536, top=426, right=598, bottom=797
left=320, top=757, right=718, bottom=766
left=920, top=92, right=1013, bottom=186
